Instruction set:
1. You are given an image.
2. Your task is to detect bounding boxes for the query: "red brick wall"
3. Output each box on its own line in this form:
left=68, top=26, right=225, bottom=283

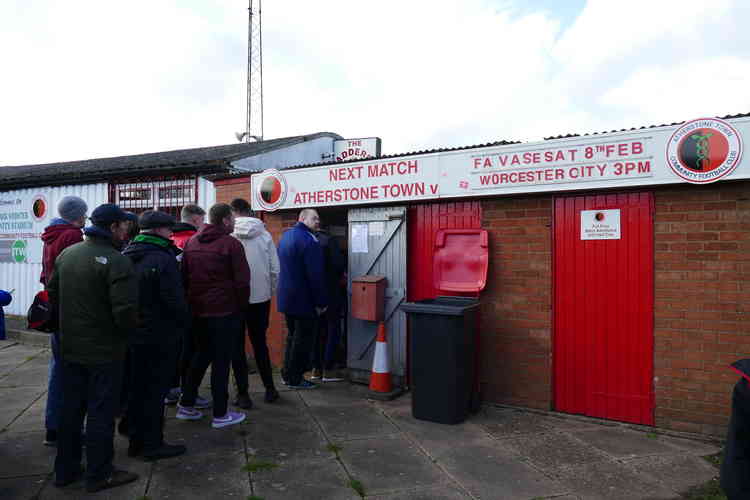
left=653, top=181, right=750, bottom=435
left=480, top=196, right=553, bottom=410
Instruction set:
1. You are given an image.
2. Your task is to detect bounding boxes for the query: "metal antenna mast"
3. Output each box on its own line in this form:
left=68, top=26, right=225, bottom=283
left=245, top=0, right=263, bottom=142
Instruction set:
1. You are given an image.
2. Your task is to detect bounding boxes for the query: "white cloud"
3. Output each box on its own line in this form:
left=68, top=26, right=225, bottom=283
left=0, top=0, right=748, bottom=166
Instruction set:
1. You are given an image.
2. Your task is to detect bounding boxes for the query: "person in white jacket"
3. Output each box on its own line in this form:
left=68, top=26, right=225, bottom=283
left=230, top=198, right=281, bottom=406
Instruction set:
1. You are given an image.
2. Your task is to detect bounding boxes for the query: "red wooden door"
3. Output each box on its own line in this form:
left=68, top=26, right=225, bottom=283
left=553, top=192, right=654, bottom=425
left=407, top=201, right=482, bottom=301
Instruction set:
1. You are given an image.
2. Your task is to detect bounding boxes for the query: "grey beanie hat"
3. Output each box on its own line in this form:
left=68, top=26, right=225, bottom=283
left=57, top=196, right=88, bottom=222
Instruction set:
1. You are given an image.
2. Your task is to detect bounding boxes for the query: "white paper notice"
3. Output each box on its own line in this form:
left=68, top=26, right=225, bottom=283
left=351, top=223, right=369, bottom=253
left=581, top=209, right=621, bottom=240
left=369, top=221, right=385, bottom=236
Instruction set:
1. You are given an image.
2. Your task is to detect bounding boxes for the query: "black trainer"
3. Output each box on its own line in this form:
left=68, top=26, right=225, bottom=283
left=86, top=469, right=139, bottom=493
left=234, top=393, right=253, bottom=409
left=265, top=388, right=280, bottom=403
left=142, top=443, right=187, bottom=461
left=127, top=441, right=143, bottom=458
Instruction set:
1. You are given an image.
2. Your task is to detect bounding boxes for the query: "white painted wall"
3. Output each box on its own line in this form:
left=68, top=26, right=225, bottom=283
left=0, top=183, right=108, bottom=316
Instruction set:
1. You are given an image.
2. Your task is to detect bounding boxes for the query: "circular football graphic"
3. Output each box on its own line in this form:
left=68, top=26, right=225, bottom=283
left=666, top=118, right=742, bottom=184
left=31, top=195, right=47, bottom=221
left=255, top=170, right=287, bottom=211
left=260, top=176, right=283, bottom=204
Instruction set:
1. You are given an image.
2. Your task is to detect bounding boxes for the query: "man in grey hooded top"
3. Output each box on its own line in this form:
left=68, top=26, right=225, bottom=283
left=230, top=198, right=280, bottom=406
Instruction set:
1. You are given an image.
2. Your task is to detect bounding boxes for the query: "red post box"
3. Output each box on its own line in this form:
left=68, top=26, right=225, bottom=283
left=351, top=275, right=387, bottom=321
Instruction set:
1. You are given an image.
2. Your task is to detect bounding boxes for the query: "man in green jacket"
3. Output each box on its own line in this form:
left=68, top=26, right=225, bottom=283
left=48, top=203, right=139, bottom=493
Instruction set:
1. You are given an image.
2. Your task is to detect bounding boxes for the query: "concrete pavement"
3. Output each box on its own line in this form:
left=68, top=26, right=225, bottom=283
left=0, top=338, right=722, bottom=499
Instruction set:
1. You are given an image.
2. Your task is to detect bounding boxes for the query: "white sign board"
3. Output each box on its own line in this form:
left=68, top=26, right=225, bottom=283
left=333, top=138, right=382, bottom=162
left=251, top=117, right=748, bottom=211
left=351, top=223, right=369, bottom=253
left=581, top=209, right=621, bottom=240
left=0, top=193, right=50, bottom=263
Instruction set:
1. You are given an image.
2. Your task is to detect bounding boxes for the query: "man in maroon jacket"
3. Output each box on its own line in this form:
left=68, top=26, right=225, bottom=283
left=41, top=196, right=88, bottom=446
left=177, top=203, right=251, bottom=429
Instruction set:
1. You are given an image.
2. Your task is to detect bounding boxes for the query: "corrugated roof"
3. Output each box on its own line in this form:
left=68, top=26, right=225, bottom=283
left=210, top=111, right=750, bottom=182
left=0, top=132, right=341, bottom=189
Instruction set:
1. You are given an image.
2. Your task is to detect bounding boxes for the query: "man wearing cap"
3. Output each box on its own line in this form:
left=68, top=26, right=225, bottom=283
left=122, top=210, right=188, bottom=460
left=40, top=195, right=87, bottom=447
left=47, top=203, right=139, bottom=492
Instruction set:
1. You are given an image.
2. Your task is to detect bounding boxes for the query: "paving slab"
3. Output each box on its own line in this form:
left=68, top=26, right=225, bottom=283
left=245, top=412, right=328, bottom=462
left=501, top=432, right=611, bottom=471
left=367, top=483, right=471, bottom=499
left=310, top=403, right=399, bottom=441
left=162, top=418, right=248, bottom=456
left=148, top=449, right=249, bottom=499
left=384, top=407, right=491, bottom=459
left=6, top=392, right=46, bottom=433
left=0, top=340, right=19, bottom=350
left=625, top=454, right=719, bottom=494
left=433, top=437, right=568, bottom=500
left=0, top=474, right=47, bottom=499
left=0, top=430, right=55, bottom=478
left=0, top=345, right=46, bottom=378
left=471, top=407, right=559, bottom=438
left=657, top=435, right=722, bottom=456
left=547, top=460, right=677, bottom=500
left=0, top=386, right=46, bottom=431
left=0, top=356, right=50, bottom=388
left=572, top=427, right=679, bottom=458
left=337, top=436, right=447, bottom=496
left=299, top=382, right=374, bottom=407
left=252, top=457, right=358, bottom=500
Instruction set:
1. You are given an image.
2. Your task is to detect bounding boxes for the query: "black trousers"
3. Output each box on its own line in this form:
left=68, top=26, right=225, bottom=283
left=233, top=301, right=276, bottom=393
left=171, top=321, right=197, bottom=391
left=127, top=342, right=178, bottom=450
left=182, top=314, right=242, bottom=418
left=282, top=314, right=317, bottom=386
left=55, top=360, right=122, bottom=485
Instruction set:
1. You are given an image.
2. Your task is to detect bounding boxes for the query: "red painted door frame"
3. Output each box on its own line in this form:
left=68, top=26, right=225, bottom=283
left=553, top=192, right=654, bottom=425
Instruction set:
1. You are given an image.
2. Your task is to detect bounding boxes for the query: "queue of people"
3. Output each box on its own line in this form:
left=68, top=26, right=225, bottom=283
left=40, top=196, right=345, bottom=493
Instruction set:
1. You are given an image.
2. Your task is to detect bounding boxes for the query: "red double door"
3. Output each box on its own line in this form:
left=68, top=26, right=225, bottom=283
left=554, top=192, right=654, bottom=425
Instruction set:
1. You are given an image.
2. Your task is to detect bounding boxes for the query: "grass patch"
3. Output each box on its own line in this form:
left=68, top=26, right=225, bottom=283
left=349, top=478, right=365, bottom=498
left=243, top=460, right=279, bottom=473
left=646, top=432, right=658, bottom=440
left=326, top=443, right=342, bottom=455
left=703, top=451, right=723, bottom=468
left=247, top=496, right=265, bottom=500
left=136, top=496, right=152, bottom=500
left=681, top=478, right=726, bottom=500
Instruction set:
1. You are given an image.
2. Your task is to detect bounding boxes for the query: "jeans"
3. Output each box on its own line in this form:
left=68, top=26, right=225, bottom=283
left=182, top=314, right=242, bottom=418
left=282, top=314, right=317, bottom=386
left=45, top=332, right=62, bottom=431
left=311, top=305, right=343, bottom=371
left=233, top=301, right=276, bottom=393
left=128, top=342, right=177, bottom=450
left=55, top=360, right=122, bottom=485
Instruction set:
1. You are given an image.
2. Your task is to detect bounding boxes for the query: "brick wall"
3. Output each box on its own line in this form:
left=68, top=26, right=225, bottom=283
left=653, top=181, right=750, bottom=435
left=214, top=177, right=252, bottom=206
left=480, top=196, right=553, bottom=410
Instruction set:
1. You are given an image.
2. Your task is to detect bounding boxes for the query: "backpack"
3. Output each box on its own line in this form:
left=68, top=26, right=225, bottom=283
left=27, top=290, right=54, bottom=332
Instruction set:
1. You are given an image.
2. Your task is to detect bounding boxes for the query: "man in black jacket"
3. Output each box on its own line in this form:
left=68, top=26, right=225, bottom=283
left=123, top=211, right=188, bottom=460
left=721, top=359, right=750, bottom=500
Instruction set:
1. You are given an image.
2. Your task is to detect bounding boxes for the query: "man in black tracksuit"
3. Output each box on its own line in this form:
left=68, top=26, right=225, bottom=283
left=122, top=210, right=188, bottom=460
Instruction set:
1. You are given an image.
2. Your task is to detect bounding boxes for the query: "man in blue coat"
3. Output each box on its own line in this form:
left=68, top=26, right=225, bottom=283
left=277, top=209, right=328, bottom=389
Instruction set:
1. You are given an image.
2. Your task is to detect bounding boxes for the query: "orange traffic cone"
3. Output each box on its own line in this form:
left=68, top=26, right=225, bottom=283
left=368, top=322, right=402, bottom=400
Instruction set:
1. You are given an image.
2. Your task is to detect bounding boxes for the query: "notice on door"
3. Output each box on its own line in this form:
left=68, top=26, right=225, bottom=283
left=581, top=209, right=621, bottom=240
left=351, top=223, right=369, bottom=253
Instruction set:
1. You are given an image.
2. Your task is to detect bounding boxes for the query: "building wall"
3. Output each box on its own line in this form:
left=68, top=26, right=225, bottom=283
left=652, top=181, right=750, bottom=435
left=216, top=177, right=750, bottom=436
left=480, top=196, right=554, bottom=410
left=0, top=182, right=109, bottom=316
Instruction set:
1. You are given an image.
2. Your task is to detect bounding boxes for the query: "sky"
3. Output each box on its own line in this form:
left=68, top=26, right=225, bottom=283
left=1, top=0, right=749, bottom=166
